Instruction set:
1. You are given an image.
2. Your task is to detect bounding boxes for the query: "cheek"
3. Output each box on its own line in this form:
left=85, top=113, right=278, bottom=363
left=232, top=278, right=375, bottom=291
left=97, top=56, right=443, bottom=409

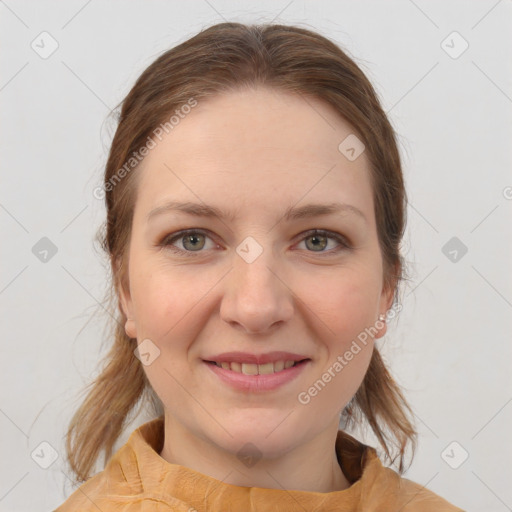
left=129, top=266, right=208, bottom=408
left=129, top=261, right=224, bottom=376
left=130, top=257, right=206, bottom=335
left=304, top=266, right=381, bottom=341
left=297, top=268, right=379, bottom=404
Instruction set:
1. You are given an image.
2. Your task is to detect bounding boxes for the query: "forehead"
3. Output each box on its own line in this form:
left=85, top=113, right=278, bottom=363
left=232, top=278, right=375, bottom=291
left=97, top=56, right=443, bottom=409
left=134, top=87, right=374, bottom=222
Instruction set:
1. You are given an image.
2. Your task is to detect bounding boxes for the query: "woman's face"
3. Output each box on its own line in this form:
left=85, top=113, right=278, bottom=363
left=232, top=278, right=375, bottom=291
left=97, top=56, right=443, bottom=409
left=119, top=86, right=394, bottom=459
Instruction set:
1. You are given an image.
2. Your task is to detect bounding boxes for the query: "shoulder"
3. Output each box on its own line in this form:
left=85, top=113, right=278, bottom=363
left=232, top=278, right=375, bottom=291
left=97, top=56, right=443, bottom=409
left=54, top=418, right=171, bottom=511
left=53, top=472, right=106, bottom=511
left=360, top=455, right=465, bottom=511
left=388, top=471, right=465, bottom=511
left=336, top=430, right=464, bottom=511
left=53, top=469, right=180, bottom=512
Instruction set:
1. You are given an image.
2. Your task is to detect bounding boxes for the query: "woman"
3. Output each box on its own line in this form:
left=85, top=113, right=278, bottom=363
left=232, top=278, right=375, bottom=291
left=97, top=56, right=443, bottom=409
left=56, top=22, right=463, bottom=511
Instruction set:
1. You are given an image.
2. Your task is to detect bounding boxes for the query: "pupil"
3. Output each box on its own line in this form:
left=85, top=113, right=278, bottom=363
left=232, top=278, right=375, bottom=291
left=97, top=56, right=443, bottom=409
left=308, top=235, right=326, bottom=251
left=185, top=234, right=203, bottom=250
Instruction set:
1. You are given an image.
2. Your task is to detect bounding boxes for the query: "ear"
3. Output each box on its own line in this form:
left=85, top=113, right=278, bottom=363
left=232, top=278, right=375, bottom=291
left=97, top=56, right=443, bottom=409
left=117, top=259, right=137, bottom=339
left=374, top=268, right=399, bottom=340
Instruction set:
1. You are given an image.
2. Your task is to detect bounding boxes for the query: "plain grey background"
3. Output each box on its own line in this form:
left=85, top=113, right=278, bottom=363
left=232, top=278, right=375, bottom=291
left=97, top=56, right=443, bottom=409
left=1, top=1, right=511, bottom=510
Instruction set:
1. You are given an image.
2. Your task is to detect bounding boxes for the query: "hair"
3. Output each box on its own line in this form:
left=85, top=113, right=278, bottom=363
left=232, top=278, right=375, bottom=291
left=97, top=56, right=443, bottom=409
left=65, top=21, right=416, bottom=484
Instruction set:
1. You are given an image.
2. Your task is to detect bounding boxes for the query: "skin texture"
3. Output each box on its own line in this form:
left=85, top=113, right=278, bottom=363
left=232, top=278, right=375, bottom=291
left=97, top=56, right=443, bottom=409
left=119, top=86, right=394, bottom=493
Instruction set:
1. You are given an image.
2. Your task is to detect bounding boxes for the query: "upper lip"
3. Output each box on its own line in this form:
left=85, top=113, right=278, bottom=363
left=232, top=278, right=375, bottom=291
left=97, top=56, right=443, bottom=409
left=204, top=351, right=310, bottom=365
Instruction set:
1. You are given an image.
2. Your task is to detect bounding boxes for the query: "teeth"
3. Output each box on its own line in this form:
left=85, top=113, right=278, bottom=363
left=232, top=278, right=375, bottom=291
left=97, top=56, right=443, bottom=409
left=214, top=360, right=301, bottom=374
left=274, top=360, right=285, bottom=372
left=258, top=362, right=274, bottom=375
left=241, top=363, right=258, bottom=375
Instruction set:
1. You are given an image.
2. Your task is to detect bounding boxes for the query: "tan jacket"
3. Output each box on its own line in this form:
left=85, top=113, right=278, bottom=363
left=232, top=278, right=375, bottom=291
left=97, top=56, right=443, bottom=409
left=55, top=417, right=464, bottom=511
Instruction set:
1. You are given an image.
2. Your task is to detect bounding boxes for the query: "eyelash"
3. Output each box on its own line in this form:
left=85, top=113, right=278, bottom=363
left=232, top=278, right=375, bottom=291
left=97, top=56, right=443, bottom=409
left=159, top=228, right=350, bottom=257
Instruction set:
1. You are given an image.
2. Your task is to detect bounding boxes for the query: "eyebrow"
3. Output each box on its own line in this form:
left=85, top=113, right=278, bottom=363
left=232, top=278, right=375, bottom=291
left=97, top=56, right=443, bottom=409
left=147, top=200, right=367, bottom=224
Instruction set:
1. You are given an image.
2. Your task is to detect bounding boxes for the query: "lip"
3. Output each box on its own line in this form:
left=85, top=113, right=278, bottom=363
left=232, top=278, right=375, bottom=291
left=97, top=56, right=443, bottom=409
left=203, top=358, right=311, bottom=392
left=204, top=351, right=309, bottom=365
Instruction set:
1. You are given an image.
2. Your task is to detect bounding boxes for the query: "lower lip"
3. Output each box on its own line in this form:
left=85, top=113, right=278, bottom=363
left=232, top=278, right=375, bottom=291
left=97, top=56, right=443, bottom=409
left=204, top=360, right=310, bottom=392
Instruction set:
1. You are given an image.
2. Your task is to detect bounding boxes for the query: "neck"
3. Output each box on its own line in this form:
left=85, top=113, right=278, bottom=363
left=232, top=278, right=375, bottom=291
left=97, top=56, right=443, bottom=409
left=159, top=415, right=351, bottom=493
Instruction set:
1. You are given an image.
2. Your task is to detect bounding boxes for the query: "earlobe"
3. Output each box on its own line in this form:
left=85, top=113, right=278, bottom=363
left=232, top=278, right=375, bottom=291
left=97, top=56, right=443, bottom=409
left=374, top=312, right=388, bottom=339
left=120, top=290, right=137, bottom=339
left=375, top=281, right=396, bottom=340
left=124, top=317, right=137, bottom=339
left=118, top=270, right=137, bottom=339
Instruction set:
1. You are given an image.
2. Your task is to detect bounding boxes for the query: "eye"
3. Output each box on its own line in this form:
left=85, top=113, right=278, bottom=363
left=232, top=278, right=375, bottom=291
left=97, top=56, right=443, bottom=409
left=159, top=228, right=350, bottom=256
left=295, top=229, right=350, bottom=254
left=161, top=229, right=217, bottom=254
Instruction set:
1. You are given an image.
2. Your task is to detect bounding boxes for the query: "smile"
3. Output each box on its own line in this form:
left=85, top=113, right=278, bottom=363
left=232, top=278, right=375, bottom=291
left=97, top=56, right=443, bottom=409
left=204, top=359, right=311, bottom=392
left=207, top=360, right=306, bottom=375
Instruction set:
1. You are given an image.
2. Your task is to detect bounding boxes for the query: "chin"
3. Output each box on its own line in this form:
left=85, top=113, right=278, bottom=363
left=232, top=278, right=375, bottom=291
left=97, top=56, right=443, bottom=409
left=209, top=413, right=305, bottom=458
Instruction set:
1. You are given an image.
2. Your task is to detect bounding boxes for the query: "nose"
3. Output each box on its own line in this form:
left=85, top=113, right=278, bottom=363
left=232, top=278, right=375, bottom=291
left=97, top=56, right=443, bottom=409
left=219, top=244, right=294, bottom=335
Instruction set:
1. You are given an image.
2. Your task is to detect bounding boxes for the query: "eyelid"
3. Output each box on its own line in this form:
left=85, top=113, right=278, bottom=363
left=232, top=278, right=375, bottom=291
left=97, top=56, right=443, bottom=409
left=294, top=229, right=351, bottom=251
left=160, top=228, right=350, bottom=256
left=161, top=228, right=220, bottom=252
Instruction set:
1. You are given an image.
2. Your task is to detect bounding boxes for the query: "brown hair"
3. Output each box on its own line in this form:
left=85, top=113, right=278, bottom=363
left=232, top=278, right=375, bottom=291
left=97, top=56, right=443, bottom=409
left=65, top=21, right=416, bottom=484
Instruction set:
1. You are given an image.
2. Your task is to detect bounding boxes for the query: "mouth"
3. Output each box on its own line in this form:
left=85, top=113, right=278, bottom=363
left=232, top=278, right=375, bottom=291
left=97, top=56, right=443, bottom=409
left=203, top=357, right=311, bottom=392
left=204, top=359, right=310, bottom=375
